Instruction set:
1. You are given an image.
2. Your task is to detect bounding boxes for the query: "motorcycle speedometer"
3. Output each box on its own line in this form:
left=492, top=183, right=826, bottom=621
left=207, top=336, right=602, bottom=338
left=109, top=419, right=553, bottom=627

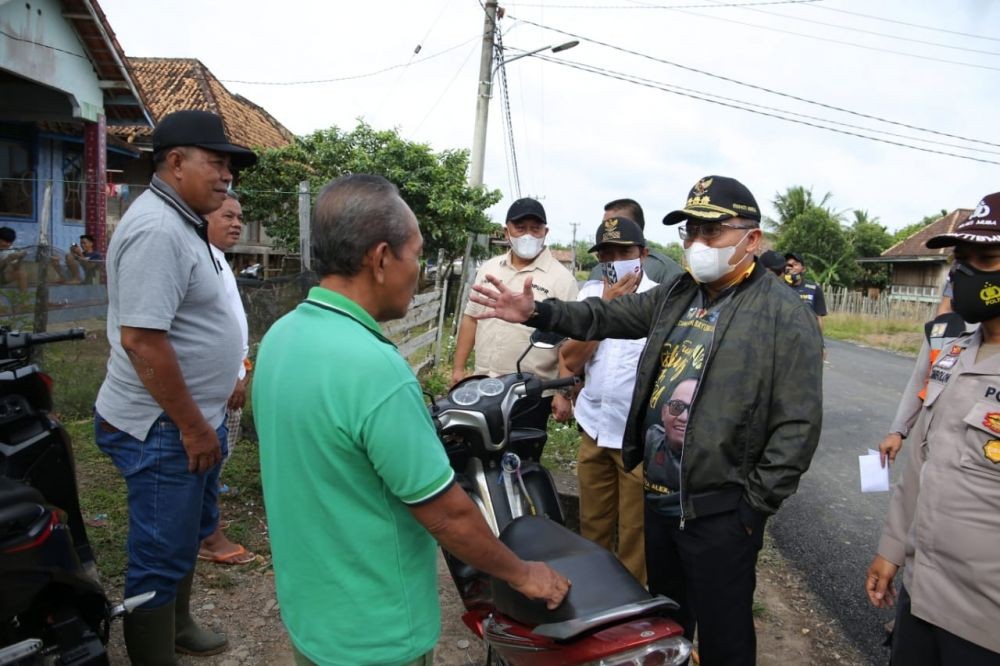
left=478, top=378, right=504, bottom=397
left=451, top=382, right=481, bottom=406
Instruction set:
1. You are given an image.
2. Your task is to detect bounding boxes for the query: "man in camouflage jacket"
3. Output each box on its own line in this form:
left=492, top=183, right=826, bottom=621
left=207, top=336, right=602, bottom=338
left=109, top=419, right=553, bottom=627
left=472, top=176, right=823, bottom=666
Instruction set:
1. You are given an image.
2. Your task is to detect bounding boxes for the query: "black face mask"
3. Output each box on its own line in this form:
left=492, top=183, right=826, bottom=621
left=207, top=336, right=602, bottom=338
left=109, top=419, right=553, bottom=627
left=950, top=261, right=1000, bottom=324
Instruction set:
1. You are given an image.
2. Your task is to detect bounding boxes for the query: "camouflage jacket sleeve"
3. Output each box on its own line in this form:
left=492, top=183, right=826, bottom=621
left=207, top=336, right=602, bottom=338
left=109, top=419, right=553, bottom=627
left=534, top=279, right=675, bottom=342
left=745, top=298, right=824, bottom=515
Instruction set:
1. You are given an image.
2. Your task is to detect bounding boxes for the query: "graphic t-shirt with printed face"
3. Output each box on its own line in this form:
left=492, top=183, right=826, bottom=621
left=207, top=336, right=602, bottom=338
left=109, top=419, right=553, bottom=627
left=644, top=291, right=729, bottom=517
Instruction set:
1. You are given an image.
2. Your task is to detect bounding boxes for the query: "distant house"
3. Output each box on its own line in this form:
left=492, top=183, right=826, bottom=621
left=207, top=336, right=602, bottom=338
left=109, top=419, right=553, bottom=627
left=109, top=57, right=295, bottom=270
left=549, top=248, right=575, bottom=271
left=0, top=0, right=150, bottom=257
left=860, top=209, right=970, bottom=304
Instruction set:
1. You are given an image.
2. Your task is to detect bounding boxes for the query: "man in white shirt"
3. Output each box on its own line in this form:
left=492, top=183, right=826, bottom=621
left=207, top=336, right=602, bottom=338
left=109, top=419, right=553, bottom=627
left=553, top=216, right=657, bottom=583
left=198, top=193, right=255, bottom=565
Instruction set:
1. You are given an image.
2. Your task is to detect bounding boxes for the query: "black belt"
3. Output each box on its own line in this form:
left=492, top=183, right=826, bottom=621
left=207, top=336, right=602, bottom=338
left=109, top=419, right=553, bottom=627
left=644, top=482, right=743, bottom=517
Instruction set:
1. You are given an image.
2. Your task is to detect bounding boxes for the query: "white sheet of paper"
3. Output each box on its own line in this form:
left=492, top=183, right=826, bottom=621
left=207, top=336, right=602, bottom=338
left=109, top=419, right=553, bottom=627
left=859, top=450, right=890, bottom=493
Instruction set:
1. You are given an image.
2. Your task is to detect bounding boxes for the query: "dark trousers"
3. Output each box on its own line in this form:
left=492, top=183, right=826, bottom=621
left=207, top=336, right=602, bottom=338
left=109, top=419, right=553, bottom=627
left=645, top=502, right=764, bottom=666
left=891, top=587, right=1000, bottom=666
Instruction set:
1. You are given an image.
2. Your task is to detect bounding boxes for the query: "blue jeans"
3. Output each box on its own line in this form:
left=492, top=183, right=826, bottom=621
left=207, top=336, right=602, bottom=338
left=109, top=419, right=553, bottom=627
left=95, top=410, right=227, bottom=608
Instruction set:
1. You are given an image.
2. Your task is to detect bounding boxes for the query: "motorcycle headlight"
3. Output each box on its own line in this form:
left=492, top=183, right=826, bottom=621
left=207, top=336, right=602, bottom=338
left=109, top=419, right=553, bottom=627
left=588, top=636, right=692, bottom=666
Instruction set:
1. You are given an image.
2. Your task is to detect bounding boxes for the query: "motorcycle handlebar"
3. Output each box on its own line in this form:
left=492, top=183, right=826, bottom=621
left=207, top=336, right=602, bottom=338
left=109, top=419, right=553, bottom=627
left=0, top=328, right=86, bottom=358
left=538, top=376, right=580, bottom=391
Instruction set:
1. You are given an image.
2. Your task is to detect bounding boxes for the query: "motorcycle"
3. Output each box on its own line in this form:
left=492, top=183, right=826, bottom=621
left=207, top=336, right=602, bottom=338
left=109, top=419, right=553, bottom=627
left=0, top=328, right=153, bottom=665
left=431, top=332, right=691, bottom=665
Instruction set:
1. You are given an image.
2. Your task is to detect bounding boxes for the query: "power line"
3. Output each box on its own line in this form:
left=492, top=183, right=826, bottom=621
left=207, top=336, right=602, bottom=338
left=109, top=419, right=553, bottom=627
left=0, top=28, right=88, bottom=59
left=502, top=0, right=820, bottom=8
left=508, top=15, right=1000, bottom=149
left=532, top=53, right=1000, bottom=166
left=810, top=5, right=1000, bottom=44
left=218, top=35, right=480, bottom=85
left=495, top=25, right=523, bottom=197
left=651, top=5, right=1000, bottom=72
left=694, top=0, right=1000, bottom=58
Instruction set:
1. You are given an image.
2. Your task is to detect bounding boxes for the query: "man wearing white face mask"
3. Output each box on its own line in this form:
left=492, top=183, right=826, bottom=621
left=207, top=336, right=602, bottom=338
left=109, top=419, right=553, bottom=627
left=467, top=175, right=823, bottom=665
left=553, top=216, right=655, bottom=584
left=453, top=197, right=578, bottom=430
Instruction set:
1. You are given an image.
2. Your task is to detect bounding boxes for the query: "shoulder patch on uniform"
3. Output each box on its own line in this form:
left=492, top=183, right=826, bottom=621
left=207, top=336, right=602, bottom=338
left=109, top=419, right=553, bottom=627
left=983, top=413, right=1000, bottom=434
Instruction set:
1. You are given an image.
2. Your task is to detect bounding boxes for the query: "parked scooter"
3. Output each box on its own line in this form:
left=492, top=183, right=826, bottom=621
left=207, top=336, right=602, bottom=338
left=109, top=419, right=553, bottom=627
left=432, top=332, right=691, bottom=665
left=0, top=328, right=153, bottom=665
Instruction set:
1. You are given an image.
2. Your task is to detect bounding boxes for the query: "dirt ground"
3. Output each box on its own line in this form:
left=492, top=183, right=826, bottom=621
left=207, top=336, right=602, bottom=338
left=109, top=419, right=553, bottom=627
left=102, top=532, right=869, bottom=666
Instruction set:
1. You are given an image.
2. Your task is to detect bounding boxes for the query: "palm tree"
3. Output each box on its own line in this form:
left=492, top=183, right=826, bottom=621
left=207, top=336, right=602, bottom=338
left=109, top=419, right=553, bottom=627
left=765, top=185, right=836, bottom=233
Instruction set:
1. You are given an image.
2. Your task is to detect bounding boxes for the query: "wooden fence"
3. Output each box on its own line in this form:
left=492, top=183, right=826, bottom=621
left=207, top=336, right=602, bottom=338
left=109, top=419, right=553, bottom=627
left=383, top=282, right=449, bottom=375
left=824, top=286, right=937, bottom=321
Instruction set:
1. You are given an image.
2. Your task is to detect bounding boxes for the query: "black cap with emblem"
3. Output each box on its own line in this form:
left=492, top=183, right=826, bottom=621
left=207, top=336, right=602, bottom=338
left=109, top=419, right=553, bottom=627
left=588, top=216, right=645, bottom=253
left=663, top=175, right=761, bottom=226
left=926, top=192, right=1000, bottom=248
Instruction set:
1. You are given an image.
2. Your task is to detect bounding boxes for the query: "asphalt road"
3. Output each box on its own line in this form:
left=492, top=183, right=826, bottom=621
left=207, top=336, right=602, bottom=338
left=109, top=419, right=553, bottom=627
left=769, top=338, right=916, bottom=666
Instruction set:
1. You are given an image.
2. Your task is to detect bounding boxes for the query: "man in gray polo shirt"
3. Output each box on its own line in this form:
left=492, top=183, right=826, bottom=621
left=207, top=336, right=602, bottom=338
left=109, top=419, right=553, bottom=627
left=94, top=110, right=256, bottom=664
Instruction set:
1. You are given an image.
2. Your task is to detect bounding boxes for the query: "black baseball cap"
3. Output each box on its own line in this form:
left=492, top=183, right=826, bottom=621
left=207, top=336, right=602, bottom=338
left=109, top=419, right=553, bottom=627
left=506, top=198, right=547, bottom=224
left=784, top=252, right=805, bottom=264
left=663, top=175, right=761, bottom=226
left=926, top=192, right=1000, bottom=248
left=153, top=110, right=258, bottom=169
left=588, top=216, right=645, bottom=253
left=759, top=250, right=786, bottom=273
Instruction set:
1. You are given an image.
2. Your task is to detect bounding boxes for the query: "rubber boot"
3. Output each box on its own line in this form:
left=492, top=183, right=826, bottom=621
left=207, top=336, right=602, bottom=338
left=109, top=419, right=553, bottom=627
left=174, top=570, right=228, bottom=656
left=123, top=601, right=178, bottom=666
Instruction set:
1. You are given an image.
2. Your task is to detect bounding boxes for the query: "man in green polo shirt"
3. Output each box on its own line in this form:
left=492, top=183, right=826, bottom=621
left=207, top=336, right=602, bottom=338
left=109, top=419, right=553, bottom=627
left=253, top=174, right=569, bottom=666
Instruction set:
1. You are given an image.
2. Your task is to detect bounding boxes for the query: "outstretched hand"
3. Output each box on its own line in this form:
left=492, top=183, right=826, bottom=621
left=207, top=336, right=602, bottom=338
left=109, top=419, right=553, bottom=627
left=470, top=275, right=536, bottom=323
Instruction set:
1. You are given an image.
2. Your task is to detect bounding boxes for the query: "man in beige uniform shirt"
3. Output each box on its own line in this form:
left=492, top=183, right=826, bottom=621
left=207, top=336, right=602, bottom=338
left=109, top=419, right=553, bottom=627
left=452, top=198, right=578, bottom=430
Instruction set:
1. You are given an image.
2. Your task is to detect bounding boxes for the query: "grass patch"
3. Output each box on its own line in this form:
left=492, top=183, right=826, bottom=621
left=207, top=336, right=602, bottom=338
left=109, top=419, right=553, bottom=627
left=823, top=312, right=924, bottom=356
left=542, top=420, right=579, bottom=473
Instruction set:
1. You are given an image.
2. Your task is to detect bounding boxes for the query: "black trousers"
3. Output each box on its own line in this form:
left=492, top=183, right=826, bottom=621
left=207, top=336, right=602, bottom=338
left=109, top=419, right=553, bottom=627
left=645, top=502, right=765, bottom=666
left=891, top=587, right=1000, bottom=666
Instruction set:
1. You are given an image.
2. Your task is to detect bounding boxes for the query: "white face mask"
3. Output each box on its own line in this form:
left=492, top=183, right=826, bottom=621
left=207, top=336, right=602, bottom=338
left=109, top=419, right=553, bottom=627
left=509, top=234, right=545, bottom=260
left=683, top=231, right=752, bottom=283
left=603, top=258, right=642, bottom=284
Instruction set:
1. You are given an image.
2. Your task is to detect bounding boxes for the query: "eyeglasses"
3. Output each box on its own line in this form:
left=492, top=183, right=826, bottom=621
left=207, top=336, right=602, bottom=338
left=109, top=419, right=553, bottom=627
left=665, top=399, right=691, bottom=417
left=678, top=221, right=755, bottom=242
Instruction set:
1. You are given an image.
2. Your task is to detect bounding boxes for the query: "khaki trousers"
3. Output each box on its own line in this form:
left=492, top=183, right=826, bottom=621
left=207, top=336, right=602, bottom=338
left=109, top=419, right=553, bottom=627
left=577, top=430, right=646, bottom=585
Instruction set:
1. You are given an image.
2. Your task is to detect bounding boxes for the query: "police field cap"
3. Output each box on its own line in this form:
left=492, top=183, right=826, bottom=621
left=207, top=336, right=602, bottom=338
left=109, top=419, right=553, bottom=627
left=785, top=252, right=805, bottom=264
left=926, top=192, right=1000, bottom=248
left=153, top=110, right=258, bottom=169
left=588, top=216, right=645, bottom=253
left=506, top=197, right=547, bottom=225
left=663, top=175, right=761, bottom=226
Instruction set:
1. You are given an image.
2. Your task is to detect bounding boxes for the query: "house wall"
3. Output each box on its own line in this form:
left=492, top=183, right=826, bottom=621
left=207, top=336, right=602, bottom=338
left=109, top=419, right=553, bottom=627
left=889, top=263, right=948, bottom=302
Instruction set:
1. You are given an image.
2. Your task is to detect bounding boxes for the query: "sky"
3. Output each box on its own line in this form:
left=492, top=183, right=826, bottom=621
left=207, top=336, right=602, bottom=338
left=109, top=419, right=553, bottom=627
left=99, top=0, right=1000, bottom=248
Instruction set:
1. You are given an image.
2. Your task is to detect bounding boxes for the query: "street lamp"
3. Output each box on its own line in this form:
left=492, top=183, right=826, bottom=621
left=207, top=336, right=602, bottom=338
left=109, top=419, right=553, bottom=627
left=469, top=38, right=580, bottom=188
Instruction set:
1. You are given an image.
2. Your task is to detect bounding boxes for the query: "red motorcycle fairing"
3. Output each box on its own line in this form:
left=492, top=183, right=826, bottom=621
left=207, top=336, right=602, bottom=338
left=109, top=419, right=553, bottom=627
left=483, top=613, right=683, bottom=666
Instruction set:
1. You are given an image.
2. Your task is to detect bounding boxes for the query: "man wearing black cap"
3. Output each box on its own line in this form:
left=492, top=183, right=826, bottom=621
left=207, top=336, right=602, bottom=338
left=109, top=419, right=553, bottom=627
left=452, top=197, right=578, bottom=429
left=758, top=249, right=786, bottom=277
left=469, top=175, right=823, bottom=665
left=94, top=110, right=257, bottom=663
left=586, top=198, right=683, bottom=283
left=554, top=216, right=655, bottom=584
left=866, top=191, right=1000, bottom=664
left=784, top=252, right=828, bottom=328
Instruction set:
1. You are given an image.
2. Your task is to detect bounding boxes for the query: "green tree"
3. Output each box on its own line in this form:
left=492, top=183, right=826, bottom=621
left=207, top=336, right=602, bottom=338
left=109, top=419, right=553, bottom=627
left=847, top=209, right=893, bottom=289
left=765, top=185, right=835, bottom=234
left=649, top=240, right=684, bottom=265
left=891, top=208, right=948, bottom=245
left=776, top=207, right=855, bottom=287
left=239, top=122, right=501, bottom=278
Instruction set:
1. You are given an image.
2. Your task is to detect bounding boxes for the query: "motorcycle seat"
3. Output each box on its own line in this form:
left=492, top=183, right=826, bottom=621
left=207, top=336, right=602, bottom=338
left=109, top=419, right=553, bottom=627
left=491, top=515, right=660, bottom=630
left=0, top=477, right=44, bottom=507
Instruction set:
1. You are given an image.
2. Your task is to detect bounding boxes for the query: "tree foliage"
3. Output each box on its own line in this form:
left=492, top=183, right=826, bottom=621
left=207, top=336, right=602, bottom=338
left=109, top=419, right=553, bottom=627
left=846, top=210, right=893, bottom=289
left=775, top=206, right=856, bottom=287
left=891, top=208, right=948, bottom=245
left=238, top=122, right=502, bottom=276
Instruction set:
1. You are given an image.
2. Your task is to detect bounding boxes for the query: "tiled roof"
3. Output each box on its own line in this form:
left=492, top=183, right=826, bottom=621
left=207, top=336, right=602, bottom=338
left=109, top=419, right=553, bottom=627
left=881, top=209, right=972, bottom=258
left=109, top=58, right=293, bottom=151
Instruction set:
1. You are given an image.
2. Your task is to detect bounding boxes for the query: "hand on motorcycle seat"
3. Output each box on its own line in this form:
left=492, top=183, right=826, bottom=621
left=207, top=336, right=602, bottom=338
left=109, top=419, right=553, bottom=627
left=512, top=561, right=571, bottom=610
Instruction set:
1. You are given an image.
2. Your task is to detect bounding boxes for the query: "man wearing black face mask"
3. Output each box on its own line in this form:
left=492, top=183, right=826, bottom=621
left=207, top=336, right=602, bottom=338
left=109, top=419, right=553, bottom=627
left=866, top=191, right=1000, bottom=665
left=469, top=175, right=823, bottom=666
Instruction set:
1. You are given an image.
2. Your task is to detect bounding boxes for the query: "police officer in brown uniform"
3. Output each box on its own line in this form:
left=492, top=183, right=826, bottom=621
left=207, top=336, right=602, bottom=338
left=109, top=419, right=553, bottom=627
left=866, top=191, right=1000, bottom=664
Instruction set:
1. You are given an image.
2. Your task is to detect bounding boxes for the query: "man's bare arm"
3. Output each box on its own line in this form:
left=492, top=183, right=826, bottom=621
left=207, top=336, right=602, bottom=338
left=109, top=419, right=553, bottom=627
left=409, top=484, right=570, bottom=609
left=120, top=326, right=221, bottom=473
left=451, top=315, right=478, bottom=385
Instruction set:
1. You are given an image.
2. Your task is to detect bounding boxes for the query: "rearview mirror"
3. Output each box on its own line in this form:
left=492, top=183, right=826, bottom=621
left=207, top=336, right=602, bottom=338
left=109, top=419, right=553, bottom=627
left=529, top=330, right=566, bottom=350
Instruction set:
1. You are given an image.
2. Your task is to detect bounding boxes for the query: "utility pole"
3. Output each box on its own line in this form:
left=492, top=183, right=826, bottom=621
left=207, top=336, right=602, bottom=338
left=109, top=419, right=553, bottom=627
left=456, top=0, right=499, bottom=333
left=570, top=221, right=580, bottom=273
